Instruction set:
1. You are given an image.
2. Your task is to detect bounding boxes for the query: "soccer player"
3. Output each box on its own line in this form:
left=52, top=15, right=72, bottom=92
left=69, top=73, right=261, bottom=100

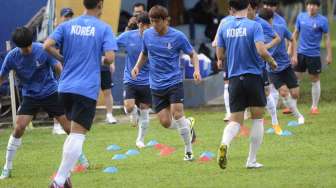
left=132, top=5, right=201, bottom=161
left=117, top=12, right=152, bottom=148
left=248, top=0, right=284, bottom=135
left=44, top=0, right=118, bottom=187
left=52, top=7, right=74, bottom=135
left=262, top=0, right=287, bottom=25
left=0, top=27, right=71, bottom=179
left=259, top=8, right=304, bottom=128
left=216, top=0, right=277, bottom=169
left=293, top=0, right=332, bottom=114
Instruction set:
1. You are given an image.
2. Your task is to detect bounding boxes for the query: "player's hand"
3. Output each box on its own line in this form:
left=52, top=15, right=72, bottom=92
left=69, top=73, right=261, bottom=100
left=326, top=55, right=332, bottom=65
left=131, top=67, right=139, bottom=79
left=217, top=60, right=223, bottom=69
left=291, top=55, right=298, bottom=66
left=193, top=71, right=202, bottom=84
left=270, top=60, right=278, bottom=71
left=110, top=63, right=115, bottom=73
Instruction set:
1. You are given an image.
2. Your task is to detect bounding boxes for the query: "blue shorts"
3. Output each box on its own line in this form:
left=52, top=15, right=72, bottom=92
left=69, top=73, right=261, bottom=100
left=151, top=83, right=184, bottom=113
left=123, top=83, right=152, bottom=105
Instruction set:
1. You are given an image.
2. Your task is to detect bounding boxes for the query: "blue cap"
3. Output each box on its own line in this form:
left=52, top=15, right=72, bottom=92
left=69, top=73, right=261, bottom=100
left=60, top=7, right=74, bottom=17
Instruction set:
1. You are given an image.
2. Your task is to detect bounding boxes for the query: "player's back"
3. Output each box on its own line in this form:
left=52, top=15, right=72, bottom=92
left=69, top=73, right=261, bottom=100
left=218, top=17, right=265, bottom=78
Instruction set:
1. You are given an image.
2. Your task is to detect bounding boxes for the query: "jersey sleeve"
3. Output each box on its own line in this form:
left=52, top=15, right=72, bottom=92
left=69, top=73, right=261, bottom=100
left=0, top=53, right=13, bottom=78
left=179, top=33, right=193, bottom=55
left=284, top=26, right=293, bottom=41
left=116, top=31, right=128, bottom=49
left=102, top=26, right=118, bottom=52
left=217, top=26, right=225, bottom=48
left=142, top=33, right=148, bottom=55
left=321, top=17, right=329, bottom=33
left=254, top=23, right=265, bottom=43
left=49, top=23, right=65, bottom=45
left=295, top=13, right=301, bottom=31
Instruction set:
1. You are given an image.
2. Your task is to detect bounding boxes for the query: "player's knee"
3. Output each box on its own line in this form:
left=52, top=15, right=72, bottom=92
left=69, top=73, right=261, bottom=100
left=279, top=88, right=289, bottom=98
left=172, top=111, right=183, bottom=120
left=13, top=120, right=27, bottom=138
left=291, top=91, right=299, bottom=99
left=124, top=103, right=134, bottom=114
left=160, top=118, right=171, bottom=128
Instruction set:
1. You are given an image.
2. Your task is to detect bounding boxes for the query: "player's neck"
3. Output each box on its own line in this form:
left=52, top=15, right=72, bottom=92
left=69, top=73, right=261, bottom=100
left=235, top=9, right=248, bottom=18
left=84, top=9, right=100, bottom=18
left=157, top=26, right=168, bottom=36
left=308, top=12, right=318, bottom=17
left=20, top=46, right=32, bottom=55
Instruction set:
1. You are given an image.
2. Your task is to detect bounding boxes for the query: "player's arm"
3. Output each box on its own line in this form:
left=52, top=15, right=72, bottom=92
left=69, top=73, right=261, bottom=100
left=43, top=38, right=64, bottom=63
left=132, top=52, right=148, bottom=79
left=53, top=62, right=63, bottom=76
left=256, top=42, right=277, bottom=70
left=265, top=33, right=281, bottom=49
left=189, top=50, right=201, bottom=82
left=288, top=36, right=298, bottom=65
left=324, top=32, right=332, bottom=65
left=216, top=47, right=225, bottom=70
left=103, top=51, right=115, bottom=65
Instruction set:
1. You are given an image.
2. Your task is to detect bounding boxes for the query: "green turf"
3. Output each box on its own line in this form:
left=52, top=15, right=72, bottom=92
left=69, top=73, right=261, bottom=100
left=0, top=103, right=336, bottom=188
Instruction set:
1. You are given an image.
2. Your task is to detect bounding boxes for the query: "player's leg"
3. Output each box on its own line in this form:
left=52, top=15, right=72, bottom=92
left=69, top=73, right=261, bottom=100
left=135, top=85, right=152, bottom=148
left=0, top=95, right=37, bottom=179
left=246, top=75, right=267, bottom=169
left=101, top=71, right=117, bottom=124
left=224, top=79, right=231, bottom=121
left=264, top=70, right=280, bottom=134
left=124, top=84, right=139, bottom=126
left=218, top=76, right=245, bottom=169
left=52, top=118, right=66, bottom=135
left=308, top=56, right=322, bottom=114
left=52, top=93, right=95, bottom=187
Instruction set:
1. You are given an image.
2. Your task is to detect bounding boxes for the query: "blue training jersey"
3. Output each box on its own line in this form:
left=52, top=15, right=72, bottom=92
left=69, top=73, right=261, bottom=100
left=0, top=42, right=58, bottom=98
left=267, top=24, right=293, bottom=73
left=117, top=29, right=149, bottom=86
left=49, top=15, right=118, bottom=100
left=142, top=27, right=193, bottom=90
left=273, top=12, right=287, bottom=26
left=295, top=12, right=328, bottom=57
left=217, top=17, right=265, bottom=78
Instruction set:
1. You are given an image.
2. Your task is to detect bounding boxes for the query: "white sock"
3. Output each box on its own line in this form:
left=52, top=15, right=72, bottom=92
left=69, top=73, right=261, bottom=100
left=312, top=81, right=320, bottom=108
left=283, top=95, right=302, bottom=118
left=270, top=84, right=279, bottom=107
left=4, top=135, right=22, bottom=170
left=136, top=109, right=150, bottom=143
left=106, top=112, right=113, bottom=117
left=221, top=121, right=240, bottom=146
left=175, top=116, right=192, bottom=153
left=266, top=95, right=279, bottom=125
left=224, top=83, right=230, bottom=115
left=247, top=119, right=264, bottom=164
left=168, top=118, right=178, bottom=129
left=54, top=133, right=85, bottom=186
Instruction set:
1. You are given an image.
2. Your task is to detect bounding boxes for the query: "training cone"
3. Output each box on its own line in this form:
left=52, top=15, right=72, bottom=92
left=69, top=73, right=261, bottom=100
left=106, top=144, right=121, bottom=151
left=146, top=140, right=158, bottom=147
left=159, top=147, right=176, bottom=156
left=112, top=154, right=127, bottom=160
left=266, top=128, right=275, bottom=134
left=280, top=130, right=293, bottom=136
left=72, top=164, right=87, bottom=173
left=200, top=151, right=215, bottom=158
left=198, top=156, right=212, bottom=162
left=126, top=149, right=140, bottom=156
left=103, top=166, right=118, bottom=174
left=154, top=143, right=167, bottom=150
left=287, top=121, right=300, bottom=127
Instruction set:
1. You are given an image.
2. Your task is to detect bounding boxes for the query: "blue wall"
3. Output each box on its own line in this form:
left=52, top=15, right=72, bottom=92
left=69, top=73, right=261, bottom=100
left=0, top=0, right=47, bottom=52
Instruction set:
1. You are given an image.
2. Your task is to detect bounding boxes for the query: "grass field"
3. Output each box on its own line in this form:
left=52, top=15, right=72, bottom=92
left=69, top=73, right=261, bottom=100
left=0, top=101, right=336, bottom=187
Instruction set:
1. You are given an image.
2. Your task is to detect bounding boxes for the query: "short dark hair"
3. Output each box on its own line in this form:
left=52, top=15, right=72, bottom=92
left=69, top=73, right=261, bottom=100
left=229, top=0, right=249, bottom=11
left=249, top=0, right=260, bottom=9
left=133, top=2, right=145, bottom=10
left=83, top=0, right=103, bottom=9
left=262, top=0, right=278, bottom=6
left=137, top=12, right=150, bottom=25
left=258, top=7, right=274, bottom=21
left=11, top=27, right=33, bottom=48
left=149, top=5, right=169, bottom=20
left=306, top=0, right=320, bottom=6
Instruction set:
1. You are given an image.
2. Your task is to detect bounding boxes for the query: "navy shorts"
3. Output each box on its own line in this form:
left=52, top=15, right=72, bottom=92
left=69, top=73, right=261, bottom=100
left=101, top=71, right=113, bottom=90
left=229, top=74, right=266, bottom=113
left=269, top=66, right=299, bottom=90
left=123, top=83, right=152, bottom=105
left=59, top=93, right=96, bottom=131
left=18, top=92, right=64, bottom=117
left=294, top=53, right=321, bottom=75
left=151, top=83, right=184, bottom=113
